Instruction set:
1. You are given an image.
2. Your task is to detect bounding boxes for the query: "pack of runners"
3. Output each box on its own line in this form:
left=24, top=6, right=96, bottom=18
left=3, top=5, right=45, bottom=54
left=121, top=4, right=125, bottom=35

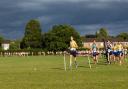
left=68, top=36, right=127, bottom=70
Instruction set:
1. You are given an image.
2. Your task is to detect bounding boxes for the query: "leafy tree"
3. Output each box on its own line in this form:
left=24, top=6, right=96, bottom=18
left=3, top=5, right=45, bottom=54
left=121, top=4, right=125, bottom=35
left=97, top=28, right=109, bottom=40
left=117, top=32, right=128, bottom=41
left=42, top=25, right=82, bottom=51
left=10, top=40, right=20, bottom=50
left=42, top=33, right=67, bottom=51
left=0, top=36, right=3, bottom=49
left=0, top=36, right=3, bottom=43
left=21, top=19, right=42, bottom=49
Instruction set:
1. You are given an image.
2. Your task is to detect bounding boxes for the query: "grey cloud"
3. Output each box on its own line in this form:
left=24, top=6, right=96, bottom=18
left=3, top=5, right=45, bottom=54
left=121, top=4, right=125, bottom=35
left=0, top=0, right=128, bottom=39
left=74, top=21, right=128, bottom=36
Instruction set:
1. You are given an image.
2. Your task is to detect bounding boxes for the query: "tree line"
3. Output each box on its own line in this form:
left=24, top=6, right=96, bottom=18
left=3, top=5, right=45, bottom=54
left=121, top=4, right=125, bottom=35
left=0, top=19, right=128, bottom=51
left=20, top=19, right=82, bottom=51
left=82, top=28, right=128, bottom=42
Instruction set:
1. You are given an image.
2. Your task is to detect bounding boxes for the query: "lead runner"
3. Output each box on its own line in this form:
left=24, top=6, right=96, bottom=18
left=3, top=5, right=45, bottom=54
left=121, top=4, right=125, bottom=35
left=69, top=36, right=78, bottom=70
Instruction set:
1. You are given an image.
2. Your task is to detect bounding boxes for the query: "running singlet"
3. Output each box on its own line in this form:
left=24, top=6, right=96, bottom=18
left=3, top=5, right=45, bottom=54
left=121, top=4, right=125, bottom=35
left=107, top=42, right=112, bottom=52
left=117, top=44, right=123, bottom=51
left=113, top=45, right=118, bottom=52
left=92, top=43, right=97, bottom=52
left=70, top=40, right=78, bottom=48
left=113, top=44, right=123, bottom=56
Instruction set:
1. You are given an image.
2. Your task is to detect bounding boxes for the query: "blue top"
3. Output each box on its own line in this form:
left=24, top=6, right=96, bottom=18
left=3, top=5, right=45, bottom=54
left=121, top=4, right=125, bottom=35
left=92, top=43, right=97, bottom=52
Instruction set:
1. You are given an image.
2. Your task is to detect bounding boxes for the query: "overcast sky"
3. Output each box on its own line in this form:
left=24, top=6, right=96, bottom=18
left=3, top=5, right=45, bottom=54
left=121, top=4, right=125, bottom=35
left=0, top=0, right=128, bottom=39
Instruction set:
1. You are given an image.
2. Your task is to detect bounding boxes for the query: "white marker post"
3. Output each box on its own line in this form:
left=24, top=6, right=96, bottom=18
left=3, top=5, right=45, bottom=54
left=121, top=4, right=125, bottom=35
left=88, top=54, right=91, bottom=69
left=107, top=53, right=110, bottom=64
left=64, top=51, right=66, bottom=71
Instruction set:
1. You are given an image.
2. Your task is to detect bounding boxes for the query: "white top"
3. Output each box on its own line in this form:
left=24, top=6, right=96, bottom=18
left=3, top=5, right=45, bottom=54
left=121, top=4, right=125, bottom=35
left=70, top=48, right=76, bottom=51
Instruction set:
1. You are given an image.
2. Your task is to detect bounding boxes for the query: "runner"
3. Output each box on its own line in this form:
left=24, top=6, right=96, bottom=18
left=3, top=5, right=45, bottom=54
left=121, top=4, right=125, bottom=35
left=116, top=42, right=124, bottom=65
left=91, top=40, right=98, bottom=64
left=106, top=40, right=113, bottom=64
left=112, top=42, right=123, bottom=65
left=112, top=43, right=118, bottom=62
left=69, top=36, right=78, bottom=69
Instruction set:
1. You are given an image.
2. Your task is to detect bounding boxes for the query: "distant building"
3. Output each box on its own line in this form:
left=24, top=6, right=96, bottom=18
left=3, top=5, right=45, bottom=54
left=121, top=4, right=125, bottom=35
left=1, top=40, right=10, bottom=50
left=84, top=42, right=104, bottom=49
left=83, top=38, right=128, bottom=49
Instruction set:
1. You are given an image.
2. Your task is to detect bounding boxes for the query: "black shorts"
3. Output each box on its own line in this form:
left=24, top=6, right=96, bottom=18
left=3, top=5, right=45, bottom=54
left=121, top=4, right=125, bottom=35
left=70, top=50, right=77, bottom=57
left=109, top=51, right=113, bottom=55
left=92, top=52, right=98, bottom=56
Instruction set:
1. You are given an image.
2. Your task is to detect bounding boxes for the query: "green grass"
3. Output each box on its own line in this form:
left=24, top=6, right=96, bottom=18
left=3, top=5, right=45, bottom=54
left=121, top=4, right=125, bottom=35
left=0, top=55, right=128, bottom=89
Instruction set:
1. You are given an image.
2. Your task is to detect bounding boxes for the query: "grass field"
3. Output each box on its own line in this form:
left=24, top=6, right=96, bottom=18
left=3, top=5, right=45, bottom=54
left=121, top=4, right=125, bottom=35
left=0, top=55, right=128, bottom=89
